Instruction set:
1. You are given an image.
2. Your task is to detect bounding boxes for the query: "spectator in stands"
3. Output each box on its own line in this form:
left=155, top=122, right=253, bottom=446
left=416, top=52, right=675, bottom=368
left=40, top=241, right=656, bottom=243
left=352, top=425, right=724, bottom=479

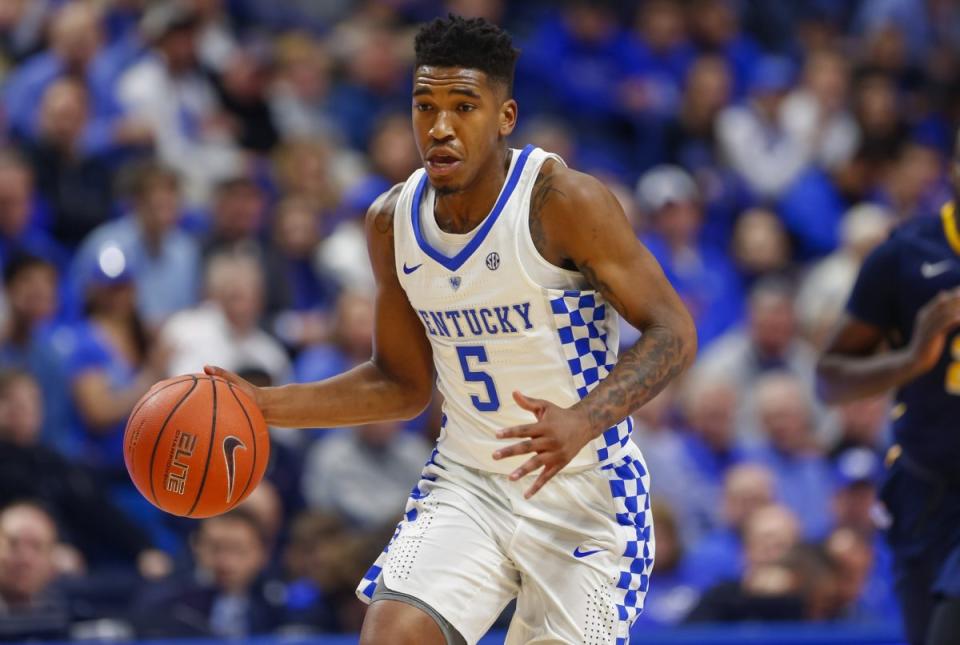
left=302, top=419, right=430, bottom=529
left=729, top=207, right=792, bottom=281
left=827, top=395, right=890, bottom=459
left=675, top=374, right=748, bottom=540
left=782, top=49, right=860, bottom=171
left=717, top=56, right=815, bottom=201
left=271, top=138, right=341, bottom=217
left=23, top=78, right=114, bottom=249
left=635, top=502, right=701, bottom=627
left=826, top=526, right=898, bottom=623
left=0, top=501, right=71, bottom=640
left=696, top=278, right=819, bottom=427
left=61, top=245, right=168, bottom=478
left=268, top=196, right=339, bottom=350
left=875, top=140, right=948, bottom=220
left=749, top=372, right=835, bottom=540
left=325, top=22, right=412, bottom=150
left=2, top=1, right=148, bottom=156
left=0, top=369, right=164, bottom=572
left=852, top=71, right=909, bottom=165
left=685, top=0, right=762, bottom=97
left=686, top=463, right=776, bottom=590
left=0, top=0, right=49, bottom=68
left=134, top=509, right=284, bottom=638
left=0, top=254, right=69, bottom=448
left=687, top=504, right=805, bottom=622
left=627, top=0, right=694, bottom=118
left=188, top=0, right=238, bottom=73
left=71, top=161, right=200, bottom=327
left=0, top=150, right=66, bottom=272
left=268, top=33, right=336, bottom=140
left=636, top=164, right=744, bottom=347
left=200, top=175, right=267, bottom=257
left=213, top=48, right=279, bottom=153
left=117, top=2, right=242, bottom=205
left=294, top=290, right=373, bottom=386
left=795, top=203, right=894, bottom=346
left=162, top=251, right=290, bottom=384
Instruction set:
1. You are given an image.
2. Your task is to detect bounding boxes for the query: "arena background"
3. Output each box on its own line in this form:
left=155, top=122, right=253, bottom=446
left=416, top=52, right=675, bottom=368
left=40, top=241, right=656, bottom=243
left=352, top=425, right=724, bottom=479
left=1, top=0, right=955, bottom=642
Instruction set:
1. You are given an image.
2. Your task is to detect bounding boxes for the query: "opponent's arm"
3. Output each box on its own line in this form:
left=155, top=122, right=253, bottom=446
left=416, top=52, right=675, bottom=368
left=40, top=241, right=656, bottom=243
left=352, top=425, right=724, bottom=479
left=206, top=186, right=435, bottom=428
left=494, top=164, right=696, bottom=496
left=817, top=291, right=960, bottom=404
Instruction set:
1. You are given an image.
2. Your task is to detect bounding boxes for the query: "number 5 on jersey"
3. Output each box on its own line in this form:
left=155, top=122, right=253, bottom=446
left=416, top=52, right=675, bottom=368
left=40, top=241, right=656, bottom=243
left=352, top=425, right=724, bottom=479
left=456, top=346, right=500, bottom=411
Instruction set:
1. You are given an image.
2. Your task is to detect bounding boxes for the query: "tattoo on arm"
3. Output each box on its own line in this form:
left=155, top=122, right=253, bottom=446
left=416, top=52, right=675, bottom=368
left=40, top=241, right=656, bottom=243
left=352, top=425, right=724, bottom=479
left=529, top=171, right=566, bottom=258
left=576, top=258, right=686, bottom=432
left=578, top=260, right=626, bottom=317
left=374, top=205, right=394, bottom=234
left=579, top=326, right=685, bottom=433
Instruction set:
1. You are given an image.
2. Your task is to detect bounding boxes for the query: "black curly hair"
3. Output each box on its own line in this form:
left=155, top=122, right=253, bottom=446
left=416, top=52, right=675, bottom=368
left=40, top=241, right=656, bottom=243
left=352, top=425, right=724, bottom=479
left=414, top=14, right=519, bottom=93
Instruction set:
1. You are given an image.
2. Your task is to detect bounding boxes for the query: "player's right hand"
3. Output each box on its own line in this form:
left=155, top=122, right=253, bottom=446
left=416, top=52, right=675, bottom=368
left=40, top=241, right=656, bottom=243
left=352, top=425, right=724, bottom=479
left=908, top=289, right=960, bottom=376
left=203, top=365, right=262, bottom=410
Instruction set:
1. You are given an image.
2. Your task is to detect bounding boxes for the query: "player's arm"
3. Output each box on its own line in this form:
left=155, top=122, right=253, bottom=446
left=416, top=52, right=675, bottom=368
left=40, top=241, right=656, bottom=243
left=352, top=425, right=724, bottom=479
left=206, top=186, right=435, bottom=428
left=817, top=294, right=960, bottom=404
left=494, top=163, right=697, bottom=496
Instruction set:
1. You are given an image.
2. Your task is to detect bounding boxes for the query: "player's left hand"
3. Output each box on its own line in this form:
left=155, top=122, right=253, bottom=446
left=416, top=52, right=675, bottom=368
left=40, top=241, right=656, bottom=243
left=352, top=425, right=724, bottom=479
left=492, top=391, right=595, bottom=498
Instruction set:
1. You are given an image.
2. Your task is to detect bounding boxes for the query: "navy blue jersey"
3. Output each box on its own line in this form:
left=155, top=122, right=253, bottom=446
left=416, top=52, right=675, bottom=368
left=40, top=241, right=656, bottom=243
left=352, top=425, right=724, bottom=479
left=846, top=202, right=960, bottom=473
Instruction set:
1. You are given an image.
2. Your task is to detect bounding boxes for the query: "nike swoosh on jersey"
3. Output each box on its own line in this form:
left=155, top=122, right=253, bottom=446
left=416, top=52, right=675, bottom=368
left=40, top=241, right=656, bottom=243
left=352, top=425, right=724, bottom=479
left=402, top=263, right=423, bottom=274
left=573, top=546, right=604, bottom=558
left=222, top=435, right=246, bottom=503
left=921, top=260, right=953, bottom=278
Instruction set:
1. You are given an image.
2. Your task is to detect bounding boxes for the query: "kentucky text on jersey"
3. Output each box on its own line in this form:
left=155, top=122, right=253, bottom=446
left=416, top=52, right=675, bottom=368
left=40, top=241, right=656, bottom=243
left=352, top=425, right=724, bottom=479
left=416, top=303, right=534, bottom=338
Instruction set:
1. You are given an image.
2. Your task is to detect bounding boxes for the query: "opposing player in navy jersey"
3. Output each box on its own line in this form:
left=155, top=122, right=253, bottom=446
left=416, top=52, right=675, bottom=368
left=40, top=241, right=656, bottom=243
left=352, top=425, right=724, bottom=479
left=207, top=15, right=695, bottom=645
left=817, top=133, right=960, bottom=645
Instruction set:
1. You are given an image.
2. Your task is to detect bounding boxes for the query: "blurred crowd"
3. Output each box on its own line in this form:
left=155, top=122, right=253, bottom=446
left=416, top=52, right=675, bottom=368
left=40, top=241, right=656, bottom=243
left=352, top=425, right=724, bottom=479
left=1, top=0, right=957, bottom=639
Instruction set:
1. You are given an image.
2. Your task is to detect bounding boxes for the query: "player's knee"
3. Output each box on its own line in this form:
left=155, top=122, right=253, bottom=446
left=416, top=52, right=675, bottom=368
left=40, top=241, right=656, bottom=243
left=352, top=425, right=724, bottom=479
left=360, top=599, right=447, bottom=645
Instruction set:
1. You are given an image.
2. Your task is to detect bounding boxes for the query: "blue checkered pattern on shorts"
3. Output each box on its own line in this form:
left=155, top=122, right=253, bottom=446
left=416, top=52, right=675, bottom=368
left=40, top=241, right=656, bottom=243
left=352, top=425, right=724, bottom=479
left=602, top=452, right=654, bottom=644
left=549, top=290, right=633, bottom=461
left=357, top=448, right=443, bottom=602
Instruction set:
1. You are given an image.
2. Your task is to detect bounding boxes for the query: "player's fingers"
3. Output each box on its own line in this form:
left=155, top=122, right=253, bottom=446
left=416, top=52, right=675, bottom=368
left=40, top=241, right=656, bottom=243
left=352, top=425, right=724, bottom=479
left=496, top=422, right=541, bottom=440
left=513, top=391, right=549, bottom=418
left=509, top=455, right=543, bottom=481
left=203, top=365, right=229, bottom=378
left=524, top=464, right=560, bottom=499
left=493, top=438, right=545, bottom=460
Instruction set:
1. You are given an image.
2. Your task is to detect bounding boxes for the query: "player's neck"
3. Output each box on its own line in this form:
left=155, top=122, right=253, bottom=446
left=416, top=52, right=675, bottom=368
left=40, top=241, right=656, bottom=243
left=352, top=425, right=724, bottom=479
left=434, top=148, right=511, bottom=234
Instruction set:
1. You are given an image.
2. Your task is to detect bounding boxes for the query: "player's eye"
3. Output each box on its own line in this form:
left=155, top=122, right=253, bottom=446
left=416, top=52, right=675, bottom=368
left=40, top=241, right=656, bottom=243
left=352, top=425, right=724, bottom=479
left=458, top=103, right=476, bottom=112
left=414, top=103, right=432, bottom=112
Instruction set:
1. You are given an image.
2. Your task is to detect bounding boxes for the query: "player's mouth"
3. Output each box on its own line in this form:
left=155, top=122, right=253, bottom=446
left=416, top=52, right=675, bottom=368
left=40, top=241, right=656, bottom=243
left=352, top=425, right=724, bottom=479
left=426, top=151, right=462, bottom=177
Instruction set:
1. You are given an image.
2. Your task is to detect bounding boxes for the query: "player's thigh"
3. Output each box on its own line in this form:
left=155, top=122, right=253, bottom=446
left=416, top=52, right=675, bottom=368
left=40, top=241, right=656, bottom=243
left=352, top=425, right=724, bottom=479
left=362, top=481, right=520, bottom=644
left=507, top=448, right=654, bottom=644
left=360, top=599, right=445, bottom=645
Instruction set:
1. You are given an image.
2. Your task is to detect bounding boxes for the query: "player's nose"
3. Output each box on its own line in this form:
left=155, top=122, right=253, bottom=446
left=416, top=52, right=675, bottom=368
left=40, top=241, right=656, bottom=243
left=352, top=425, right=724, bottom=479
left=428, top=109, right=455, bottom=141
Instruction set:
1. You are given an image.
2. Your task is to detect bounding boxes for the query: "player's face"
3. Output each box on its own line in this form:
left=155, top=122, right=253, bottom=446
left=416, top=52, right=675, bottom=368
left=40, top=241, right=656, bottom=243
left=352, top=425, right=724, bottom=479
left=412, top=66, right=516, bottom=194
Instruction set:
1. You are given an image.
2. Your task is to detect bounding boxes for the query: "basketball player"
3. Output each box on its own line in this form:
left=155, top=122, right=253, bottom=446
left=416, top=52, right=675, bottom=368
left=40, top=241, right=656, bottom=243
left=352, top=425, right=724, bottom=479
left=817, top=132, right=960, bottom=645
left=207, top=16, right=695, bottom=644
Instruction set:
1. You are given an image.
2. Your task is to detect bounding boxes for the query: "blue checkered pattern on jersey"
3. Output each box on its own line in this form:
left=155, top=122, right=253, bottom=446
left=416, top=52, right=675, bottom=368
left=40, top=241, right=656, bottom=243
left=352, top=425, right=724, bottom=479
left=357, top=448, right=443, bottom=602
left=549, top=290, right=633, bottom=461
left=602, top=451, right=654, bottom=644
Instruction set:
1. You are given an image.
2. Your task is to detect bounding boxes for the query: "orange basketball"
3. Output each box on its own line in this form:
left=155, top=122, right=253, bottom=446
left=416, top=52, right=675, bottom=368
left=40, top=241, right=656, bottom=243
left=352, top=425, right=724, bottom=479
left=123, top=374, right=270, bottom=518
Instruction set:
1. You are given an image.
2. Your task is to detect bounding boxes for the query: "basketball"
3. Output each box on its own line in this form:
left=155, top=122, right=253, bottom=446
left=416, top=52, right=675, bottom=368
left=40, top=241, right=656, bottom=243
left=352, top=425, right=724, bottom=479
left=123, top=374, right=270, bottom=518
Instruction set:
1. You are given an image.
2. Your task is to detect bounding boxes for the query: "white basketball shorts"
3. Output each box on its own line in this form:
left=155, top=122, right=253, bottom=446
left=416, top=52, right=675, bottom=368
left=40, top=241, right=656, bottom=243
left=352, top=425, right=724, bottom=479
left=356, top=443, right=655, bottom=644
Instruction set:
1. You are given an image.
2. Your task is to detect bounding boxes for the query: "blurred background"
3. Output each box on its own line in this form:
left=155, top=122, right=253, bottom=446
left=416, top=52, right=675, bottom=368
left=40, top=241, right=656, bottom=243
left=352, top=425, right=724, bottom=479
left=0, top=0, right=956, bottom=642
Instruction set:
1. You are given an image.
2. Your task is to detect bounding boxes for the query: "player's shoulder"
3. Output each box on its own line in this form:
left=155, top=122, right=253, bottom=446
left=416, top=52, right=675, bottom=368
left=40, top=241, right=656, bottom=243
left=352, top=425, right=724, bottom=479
left=534, top=158, right=611, bottom=208
left=364, top=183, right=405, bottom=237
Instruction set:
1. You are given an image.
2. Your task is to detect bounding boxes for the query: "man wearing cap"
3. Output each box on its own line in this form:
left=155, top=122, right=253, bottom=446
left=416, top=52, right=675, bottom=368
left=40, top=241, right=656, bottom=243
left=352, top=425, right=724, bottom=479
left=637, top=164, right=743, bottom=347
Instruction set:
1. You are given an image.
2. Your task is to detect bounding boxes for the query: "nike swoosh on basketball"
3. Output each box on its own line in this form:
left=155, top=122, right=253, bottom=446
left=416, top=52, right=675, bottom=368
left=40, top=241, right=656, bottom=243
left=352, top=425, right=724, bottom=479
left=402, top=263, right=423, bottom=274
left=921, top=260, right=953, bottom=278
left=573, top=546, right=604, bottom=558
left=222, top=436, right=246, bottom=503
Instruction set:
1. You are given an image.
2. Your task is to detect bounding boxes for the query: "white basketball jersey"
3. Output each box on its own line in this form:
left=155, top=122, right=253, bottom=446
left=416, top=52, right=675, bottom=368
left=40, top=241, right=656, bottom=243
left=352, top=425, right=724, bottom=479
left=393, top=145, right=633, bottom=474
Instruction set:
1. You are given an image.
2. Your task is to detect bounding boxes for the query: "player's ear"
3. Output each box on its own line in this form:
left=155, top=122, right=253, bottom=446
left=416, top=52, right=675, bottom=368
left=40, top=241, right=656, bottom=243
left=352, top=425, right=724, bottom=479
left=499, top=97, right=517, bottom=138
